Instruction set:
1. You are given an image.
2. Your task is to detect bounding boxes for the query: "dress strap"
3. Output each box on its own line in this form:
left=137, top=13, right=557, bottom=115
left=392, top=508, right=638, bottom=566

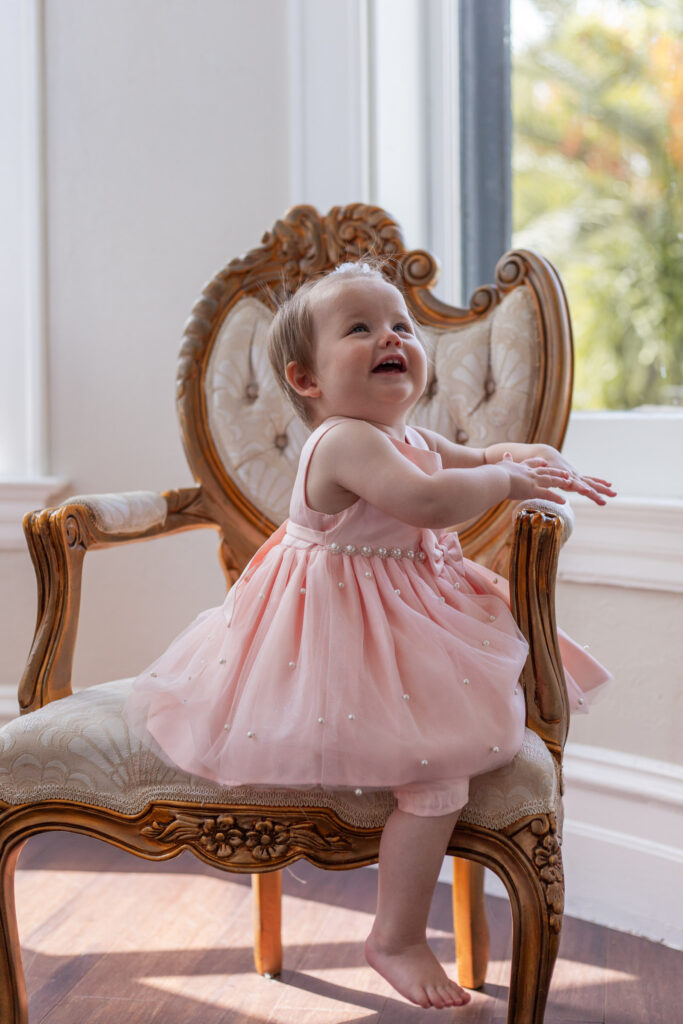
left=404, top=425, right=432, bottom=451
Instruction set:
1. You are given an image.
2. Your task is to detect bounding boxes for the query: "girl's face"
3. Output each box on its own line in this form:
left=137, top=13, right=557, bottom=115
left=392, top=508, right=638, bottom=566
left=287, top=275, right=428, bottom=429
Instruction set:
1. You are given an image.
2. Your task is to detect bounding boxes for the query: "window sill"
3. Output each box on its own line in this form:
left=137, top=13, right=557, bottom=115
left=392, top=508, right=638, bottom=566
left=0, top=478, right=69, bottom=551
left=562, top=409, right=683, bottom=501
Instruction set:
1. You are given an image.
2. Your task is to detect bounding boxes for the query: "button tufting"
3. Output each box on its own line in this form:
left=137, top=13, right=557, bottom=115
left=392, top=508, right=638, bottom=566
left=274, top=432, right=288, bottom=451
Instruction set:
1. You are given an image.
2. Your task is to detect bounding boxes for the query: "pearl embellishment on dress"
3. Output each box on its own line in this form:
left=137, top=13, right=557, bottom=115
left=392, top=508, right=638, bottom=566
left=329, top=543, right=342, bottom=555
left=489, top=615, right=496, bottom=621
left=355, top=788, right=363, bottom=795
left=376, top=547, right=388, bottom=559
left=394, top=588, right=401, bottom=595
left=463, top=678, right=470, bottom=685
left=482, top=640, right=490, bottom=647
left=223, top=723, right=230, bottom=730
left=219, top=658, right=226, bottom=664
left=365, top=571, right=372, bottom=578
left=247, top=731, right=256, bottom=738
left=288, top=661, right=295, bottom=668
left=390, top=547, right=402, bottom=559
left=402, top=693, right=410, bottom=700
left=491, top=745, right=500, bottom=752
left=338, top=581, right=345, bottom=589
left=578, top=697, right=584, bottom=705
left=317, top=716, right=325, bottom=723
left=300, top=587, right=306, bottom=594
left=348, top=713, right=355, bottom=720
left=361, top=545, right=373, bottom=556
left=150, top=672, right=157, bottom=677
left=421, top=759, right=429, bottom=766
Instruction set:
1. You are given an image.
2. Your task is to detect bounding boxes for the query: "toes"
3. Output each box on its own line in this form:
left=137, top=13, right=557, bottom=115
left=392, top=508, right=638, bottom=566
left=443, top=980, right=470, bottom=1006
left=424, top=984, right=447, bottom=1009
left=415, top=987, right=432, bottom=1009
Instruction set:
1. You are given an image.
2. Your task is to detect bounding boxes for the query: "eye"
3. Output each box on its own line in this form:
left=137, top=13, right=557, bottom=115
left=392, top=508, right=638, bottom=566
left=394, top=321, right=412, bottom=334
left=348, top=322, right=369, bottom=334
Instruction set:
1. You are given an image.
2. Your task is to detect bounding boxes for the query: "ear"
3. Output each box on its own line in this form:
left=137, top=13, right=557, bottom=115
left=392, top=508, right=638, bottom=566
left=286, top=361, right=322, bottom=398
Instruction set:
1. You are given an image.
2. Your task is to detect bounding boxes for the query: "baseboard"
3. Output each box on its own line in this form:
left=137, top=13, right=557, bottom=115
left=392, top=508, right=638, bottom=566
left=466, top=743, right=683, bottom=949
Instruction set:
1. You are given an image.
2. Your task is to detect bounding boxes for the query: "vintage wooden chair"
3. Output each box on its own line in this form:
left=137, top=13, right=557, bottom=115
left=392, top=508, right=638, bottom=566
left=0, top=203, right=575, bottom=1024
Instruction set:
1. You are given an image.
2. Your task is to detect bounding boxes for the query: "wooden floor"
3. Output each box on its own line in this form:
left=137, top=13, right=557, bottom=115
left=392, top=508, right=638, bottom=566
left=14, top=832, right=681, bottom=1024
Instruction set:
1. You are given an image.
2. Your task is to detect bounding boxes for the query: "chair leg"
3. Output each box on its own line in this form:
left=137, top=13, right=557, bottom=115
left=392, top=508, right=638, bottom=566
left=0, top=840, right=28, bottom=1024
left=505, top=815, right=564, bottom=1024
left=452, top=856, right=489, bottom=989
left=251, top=870, right=282, bottom=977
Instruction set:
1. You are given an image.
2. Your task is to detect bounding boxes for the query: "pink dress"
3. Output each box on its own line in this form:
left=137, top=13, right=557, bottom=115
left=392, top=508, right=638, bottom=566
left=124, top=417, right=612, bottom=816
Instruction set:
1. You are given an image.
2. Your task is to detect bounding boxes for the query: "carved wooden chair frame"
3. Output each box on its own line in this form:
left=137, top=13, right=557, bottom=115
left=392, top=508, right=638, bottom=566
left=2, top=204, right=573, bottom=1024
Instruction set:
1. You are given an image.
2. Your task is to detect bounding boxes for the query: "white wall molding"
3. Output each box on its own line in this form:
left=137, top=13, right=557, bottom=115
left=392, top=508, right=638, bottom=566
left=473, top=743, right=683, bottom=948
left=287, top=0, right=371, bottom=211
left=0, top=478, right=68, bottom=551
left=0, top=0, right=49, bottom=479
left=558, top=497, right=683, bottom=593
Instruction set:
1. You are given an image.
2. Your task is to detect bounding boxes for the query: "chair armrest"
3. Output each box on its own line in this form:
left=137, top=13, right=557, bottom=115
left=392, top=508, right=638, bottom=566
left=509, top=500, right=571, bottom=764
left=20, top=485, right=219, bottom=714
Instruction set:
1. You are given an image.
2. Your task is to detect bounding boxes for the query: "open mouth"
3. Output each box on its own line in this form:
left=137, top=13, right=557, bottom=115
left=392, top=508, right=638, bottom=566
left=372, top=357, right=407, bottom=374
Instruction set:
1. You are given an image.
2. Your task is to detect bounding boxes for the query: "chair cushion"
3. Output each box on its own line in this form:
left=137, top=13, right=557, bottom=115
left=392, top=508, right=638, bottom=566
left=0, top=680, right=560, bottom=831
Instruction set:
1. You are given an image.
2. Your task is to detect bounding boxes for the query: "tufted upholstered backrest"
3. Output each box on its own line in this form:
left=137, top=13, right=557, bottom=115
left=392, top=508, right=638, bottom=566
left=177, top=204, right=572, bottom=576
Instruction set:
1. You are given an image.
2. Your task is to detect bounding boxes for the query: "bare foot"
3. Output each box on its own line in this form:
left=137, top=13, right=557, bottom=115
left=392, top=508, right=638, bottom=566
left=365, top=931, right=472, bottom=1009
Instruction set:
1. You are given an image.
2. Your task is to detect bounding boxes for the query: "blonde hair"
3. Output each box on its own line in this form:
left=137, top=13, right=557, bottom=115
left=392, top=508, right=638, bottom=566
left=267, top=261, right=411, bottom=426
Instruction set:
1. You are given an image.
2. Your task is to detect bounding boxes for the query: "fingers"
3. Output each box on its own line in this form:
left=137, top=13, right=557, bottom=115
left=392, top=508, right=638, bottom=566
left=583, top=477, right=617, bottom=496
left=583, top=476, right=614, bottom=487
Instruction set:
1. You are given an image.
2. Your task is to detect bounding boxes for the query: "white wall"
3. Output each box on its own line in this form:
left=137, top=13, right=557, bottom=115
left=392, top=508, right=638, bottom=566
left=0, top=0, right=293, bottom=704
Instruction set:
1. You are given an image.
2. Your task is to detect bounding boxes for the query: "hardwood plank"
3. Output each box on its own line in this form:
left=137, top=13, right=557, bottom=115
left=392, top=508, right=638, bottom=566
left=604, top=925, right=683, bottom=1024
left=542, top=913, right=607, bottom=1023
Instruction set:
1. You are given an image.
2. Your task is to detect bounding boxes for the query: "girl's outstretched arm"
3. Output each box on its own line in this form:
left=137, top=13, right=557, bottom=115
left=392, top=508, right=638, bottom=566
left=309, top=420, right=573, bottom=529
left=415, top=427, right=616, bottom=507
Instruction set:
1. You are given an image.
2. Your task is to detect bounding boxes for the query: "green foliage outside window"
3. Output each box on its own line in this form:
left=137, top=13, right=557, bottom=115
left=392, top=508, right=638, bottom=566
left=511, top=0, right=683, bottom=409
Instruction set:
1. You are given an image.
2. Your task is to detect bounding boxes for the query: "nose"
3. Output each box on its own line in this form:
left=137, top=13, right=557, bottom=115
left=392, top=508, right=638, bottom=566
left=381, top=329, right=403, bottom=347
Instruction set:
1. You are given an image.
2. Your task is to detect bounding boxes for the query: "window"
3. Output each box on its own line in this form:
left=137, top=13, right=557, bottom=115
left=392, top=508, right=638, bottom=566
left=511, top=0, right=683, bottom=412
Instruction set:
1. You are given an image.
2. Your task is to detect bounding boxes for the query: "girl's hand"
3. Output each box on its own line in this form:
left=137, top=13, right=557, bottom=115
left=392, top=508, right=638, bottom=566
left=532, top=447, right=617, bottom=506
left=498, top=454, right=570, bottom=504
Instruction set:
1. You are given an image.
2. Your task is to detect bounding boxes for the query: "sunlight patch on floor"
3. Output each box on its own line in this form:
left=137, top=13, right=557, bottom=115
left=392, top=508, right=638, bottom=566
left=139, top=973, right=381, bottom=1016
left=489, top=957, right=637, bottom=986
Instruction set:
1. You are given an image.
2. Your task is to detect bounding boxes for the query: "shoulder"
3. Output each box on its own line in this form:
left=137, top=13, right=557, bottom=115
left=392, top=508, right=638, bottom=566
left=313, top=417, right=395, bottom=460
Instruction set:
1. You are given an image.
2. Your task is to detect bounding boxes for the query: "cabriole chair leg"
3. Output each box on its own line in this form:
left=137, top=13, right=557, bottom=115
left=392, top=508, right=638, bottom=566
left=252, top=870, right=282, bottom=977
left=0, top=839, right=28, bottom=1024
left=504, top=818, right=564, bottom=1024
left=452, top=856, right=490, bottom=989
